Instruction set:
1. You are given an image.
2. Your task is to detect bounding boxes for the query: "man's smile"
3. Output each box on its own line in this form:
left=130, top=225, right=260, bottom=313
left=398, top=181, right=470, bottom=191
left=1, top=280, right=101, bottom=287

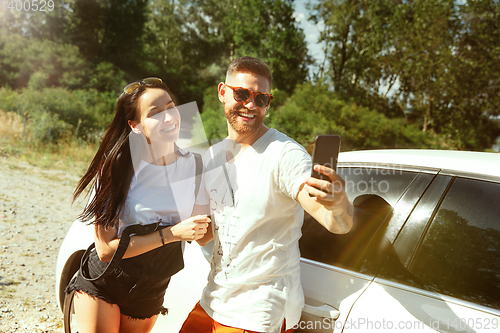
left=237, top=111, right=255, bottom=119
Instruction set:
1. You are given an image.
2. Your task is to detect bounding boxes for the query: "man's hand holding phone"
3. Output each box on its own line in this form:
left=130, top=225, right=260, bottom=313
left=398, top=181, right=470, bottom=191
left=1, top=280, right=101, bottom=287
left=300, top=135, right=353, bottom=234
left=307, top=135, right=343, bottom=203
left=306, top=164, right=347, bottom=211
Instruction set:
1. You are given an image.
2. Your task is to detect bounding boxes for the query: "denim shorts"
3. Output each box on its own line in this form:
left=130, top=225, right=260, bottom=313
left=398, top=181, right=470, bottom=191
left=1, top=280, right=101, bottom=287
left=66, top=240, right=184, bottom=319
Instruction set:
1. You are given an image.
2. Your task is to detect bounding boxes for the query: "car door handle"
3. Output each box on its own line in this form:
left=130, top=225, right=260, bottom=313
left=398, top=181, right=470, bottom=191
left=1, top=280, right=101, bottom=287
left=303, top=303, right=340, bottom=320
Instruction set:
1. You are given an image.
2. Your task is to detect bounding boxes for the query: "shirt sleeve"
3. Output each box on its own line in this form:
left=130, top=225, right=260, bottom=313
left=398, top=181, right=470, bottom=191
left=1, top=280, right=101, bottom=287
left=277, top=143, right=312, bottom=200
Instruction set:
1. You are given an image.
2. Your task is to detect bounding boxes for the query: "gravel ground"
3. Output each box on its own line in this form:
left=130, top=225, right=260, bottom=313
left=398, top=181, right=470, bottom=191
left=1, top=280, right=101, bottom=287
left=0, top=156, right=86, bottom=333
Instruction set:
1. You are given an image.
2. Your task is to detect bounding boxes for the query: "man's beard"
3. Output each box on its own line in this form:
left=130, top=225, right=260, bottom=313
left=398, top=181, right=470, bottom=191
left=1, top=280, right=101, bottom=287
left=225, top=104, right=265, bottom=135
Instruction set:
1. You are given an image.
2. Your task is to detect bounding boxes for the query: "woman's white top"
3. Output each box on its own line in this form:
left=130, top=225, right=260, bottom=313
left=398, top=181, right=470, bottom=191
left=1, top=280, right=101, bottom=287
left=117, top=152, right=208, bottom=237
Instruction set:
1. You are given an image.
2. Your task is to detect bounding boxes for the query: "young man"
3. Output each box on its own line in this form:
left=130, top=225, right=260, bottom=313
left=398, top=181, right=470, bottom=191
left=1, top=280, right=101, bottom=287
left=180, top=57, right=353, bottom=333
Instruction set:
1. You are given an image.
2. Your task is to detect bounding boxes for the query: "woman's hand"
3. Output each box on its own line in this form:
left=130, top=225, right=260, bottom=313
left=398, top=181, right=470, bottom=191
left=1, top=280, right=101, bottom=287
left=170, top=215, right=211, bottom=241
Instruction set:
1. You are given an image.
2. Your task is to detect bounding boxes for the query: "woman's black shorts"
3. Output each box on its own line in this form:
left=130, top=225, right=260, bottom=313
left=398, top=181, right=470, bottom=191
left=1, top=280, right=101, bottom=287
left=66, top=241, right=184, bottom=319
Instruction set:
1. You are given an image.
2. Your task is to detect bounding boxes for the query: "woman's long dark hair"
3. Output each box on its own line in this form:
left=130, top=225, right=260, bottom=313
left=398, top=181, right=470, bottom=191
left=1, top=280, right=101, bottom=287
left=73, top=80, right=174, bottom=229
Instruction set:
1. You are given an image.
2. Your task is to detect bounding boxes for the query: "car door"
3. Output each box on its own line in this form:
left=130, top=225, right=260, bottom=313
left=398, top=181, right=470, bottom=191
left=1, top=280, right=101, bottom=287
left=344, top=174, right=500, bottom=332
left=298, top=164, right=437, bottom=332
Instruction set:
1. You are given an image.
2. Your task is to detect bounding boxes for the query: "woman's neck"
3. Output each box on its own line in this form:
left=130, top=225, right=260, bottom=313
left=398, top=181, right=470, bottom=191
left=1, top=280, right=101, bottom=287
left=148, top=143, right=179, bottom=166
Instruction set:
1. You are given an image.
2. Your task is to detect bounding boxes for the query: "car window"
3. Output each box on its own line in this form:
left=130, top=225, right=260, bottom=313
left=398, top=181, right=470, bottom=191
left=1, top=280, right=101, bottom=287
left=300, top=167, right=420, bottom=273
left=339, top=166, right=416, bottom=207
left=378, top=175, right=452, bottom=278
left=409, top=177, right=500, bottom=309
left=356, top=172, right=435, bottom=275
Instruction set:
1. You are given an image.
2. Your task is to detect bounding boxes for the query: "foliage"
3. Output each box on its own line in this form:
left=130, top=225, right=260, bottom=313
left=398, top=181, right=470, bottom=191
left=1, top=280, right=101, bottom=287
left=200, top=87, right=228, bottom=144
left=0, top=110, right=97, bottom=175
left=0, top=29, right=127, bottom=93
left=267, top=83, right=443, bottom=151
left=142, top=0, right=215, bottom=105
left=0, top=30, right=86, bottom=90
left=87, top=62, right=127, bottom=93
left=60, top=0, right=149, bottom=79
left=0, top=87, right=116, bottom=146
left=188, top=0, right=312, bottom=93
left=311, top=0, right=500, bottom=150
left=1, top=0, right=499, bottom=152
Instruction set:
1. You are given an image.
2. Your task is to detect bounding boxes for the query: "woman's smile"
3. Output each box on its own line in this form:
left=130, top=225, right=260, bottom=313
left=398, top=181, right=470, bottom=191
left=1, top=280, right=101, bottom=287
left=161, top=123, right=177, bottom=132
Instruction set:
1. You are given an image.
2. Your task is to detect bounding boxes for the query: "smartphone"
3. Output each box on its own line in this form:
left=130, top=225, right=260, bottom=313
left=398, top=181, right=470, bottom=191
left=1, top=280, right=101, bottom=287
left=310, top=135, right=341, bottom=193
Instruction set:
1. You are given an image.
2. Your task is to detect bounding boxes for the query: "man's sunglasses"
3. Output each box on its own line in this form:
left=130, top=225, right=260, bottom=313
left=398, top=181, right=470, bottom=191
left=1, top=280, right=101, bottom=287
left=123, top=77, right=163, bottom=94
left=225, top=84, right=273, bottom=108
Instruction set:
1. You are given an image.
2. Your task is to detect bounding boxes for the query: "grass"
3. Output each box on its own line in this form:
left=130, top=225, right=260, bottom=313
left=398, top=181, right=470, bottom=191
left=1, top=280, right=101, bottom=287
left=7, top=164, right=26, bottom=170
left=0, top=110, right=97, bottom=177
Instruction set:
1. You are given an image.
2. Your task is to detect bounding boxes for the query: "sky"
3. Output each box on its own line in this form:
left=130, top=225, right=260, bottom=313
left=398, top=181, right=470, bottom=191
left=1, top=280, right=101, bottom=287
left=293, top=0, right=325, bottom=74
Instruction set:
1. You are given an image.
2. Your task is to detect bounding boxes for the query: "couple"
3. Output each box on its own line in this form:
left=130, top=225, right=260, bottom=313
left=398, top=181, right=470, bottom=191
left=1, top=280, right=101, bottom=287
left=67, top=57, right=354, bottom=333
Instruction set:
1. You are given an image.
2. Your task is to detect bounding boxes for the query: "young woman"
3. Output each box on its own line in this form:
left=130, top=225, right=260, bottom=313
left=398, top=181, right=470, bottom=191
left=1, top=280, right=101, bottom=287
left=66, top=78, right=211, bottom=333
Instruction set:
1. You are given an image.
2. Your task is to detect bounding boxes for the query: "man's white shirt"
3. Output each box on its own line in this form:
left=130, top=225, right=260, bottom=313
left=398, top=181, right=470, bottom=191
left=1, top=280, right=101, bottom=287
left=201, top=129, right=312, bottom=332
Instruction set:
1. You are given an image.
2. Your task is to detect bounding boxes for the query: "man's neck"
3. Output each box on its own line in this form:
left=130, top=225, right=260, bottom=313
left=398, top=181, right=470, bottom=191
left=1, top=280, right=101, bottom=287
left=228, top=124, right=269, bottom=148
left=226, top=124, right=269, bottom=162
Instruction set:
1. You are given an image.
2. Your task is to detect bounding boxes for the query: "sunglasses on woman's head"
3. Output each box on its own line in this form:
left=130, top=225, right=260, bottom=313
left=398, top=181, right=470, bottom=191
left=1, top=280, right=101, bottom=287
left=123, top=77, right=163, bottom=94
left=225, top=84, right=273, bottom=108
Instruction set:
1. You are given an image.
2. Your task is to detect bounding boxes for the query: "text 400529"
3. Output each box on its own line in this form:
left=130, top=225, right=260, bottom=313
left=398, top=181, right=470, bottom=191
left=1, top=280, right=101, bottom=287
left=1, top=0, right=54, bottom=11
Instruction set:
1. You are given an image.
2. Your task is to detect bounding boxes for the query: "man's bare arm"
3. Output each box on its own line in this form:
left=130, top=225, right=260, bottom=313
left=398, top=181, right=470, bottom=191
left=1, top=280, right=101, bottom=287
left=296, top=164, right=353, bottom=234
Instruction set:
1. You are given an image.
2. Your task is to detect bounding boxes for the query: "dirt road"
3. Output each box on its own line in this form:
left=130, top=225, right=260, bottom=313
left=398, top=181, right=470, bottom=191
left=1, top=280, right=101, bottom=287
left=0, top=156, right=86, bottom=333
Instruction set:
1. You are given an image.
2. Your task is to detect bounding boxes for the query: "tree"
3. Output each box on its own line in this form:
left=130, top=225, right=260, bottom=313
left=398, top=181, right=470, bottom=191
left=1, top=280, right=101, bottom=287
left=189, top=0, right=311, bottom=93
left=312, top=0, right=500, bottom=150
left=140, top=0, right=311, bottom=105
left=309, top=0, right=405, bottom=117
left=0, top=30, right=87, bottom=90
left=442, top=0, right=500, bottom=149
left=142, top=0, right=216, bottom=104
left=385, top=0, right=500, bottom=149
left=266, top=82, right=439, bottom=151
left=63, top=0, right=149, bottom=79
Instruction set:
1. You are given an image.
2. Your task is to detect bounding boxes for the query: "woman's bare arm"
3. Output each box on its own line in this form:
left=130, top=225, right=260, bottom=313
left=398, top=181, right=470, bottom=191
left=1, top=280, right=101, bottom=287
left=94, top=214, right=211, bottom=262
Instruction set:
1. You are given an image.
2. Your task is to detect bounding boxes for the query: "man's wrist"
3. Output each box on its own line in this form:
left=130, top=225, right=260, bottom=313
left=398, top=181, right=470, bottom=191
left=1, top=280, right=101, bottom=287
left=327, top=195, right=353, bottom=233
left=327, top=193, right=350, bottom=215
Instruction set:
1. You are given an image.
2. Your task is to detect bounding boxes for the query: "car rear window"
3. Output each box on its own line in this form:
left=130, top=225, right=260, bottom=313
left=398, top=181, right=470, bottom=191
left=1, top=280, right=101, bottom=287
left=408, top=177, right=500, bottom=310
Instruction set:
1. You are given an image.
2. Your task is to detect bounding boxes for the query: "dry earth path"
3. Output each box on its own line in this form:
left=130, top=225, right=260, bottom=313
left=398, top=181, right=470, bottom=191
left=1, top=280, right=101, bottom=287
left=0, top=156, right=86, bottom=333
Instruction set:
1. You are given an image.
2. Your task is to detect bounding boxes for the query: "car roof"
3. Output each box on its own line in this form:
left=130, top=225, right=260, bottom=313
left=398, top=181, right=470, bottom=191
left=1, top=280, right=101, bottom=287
left=338, top=149, right=500, bottom=178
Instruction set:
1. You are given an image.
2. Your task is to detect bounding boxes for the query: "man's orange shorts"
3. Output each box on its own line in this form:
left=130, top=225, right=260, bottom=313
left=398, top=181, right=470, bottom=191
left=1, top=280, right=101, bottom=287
left=179, top=302, right=296, bottom=333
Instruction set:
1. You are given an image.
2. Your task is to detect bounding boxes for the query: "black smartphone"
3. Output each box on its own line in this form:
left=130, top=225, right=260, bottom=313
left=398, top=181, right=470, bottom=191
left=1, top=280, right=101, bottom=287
left=310, top=135, right=341, bottom=193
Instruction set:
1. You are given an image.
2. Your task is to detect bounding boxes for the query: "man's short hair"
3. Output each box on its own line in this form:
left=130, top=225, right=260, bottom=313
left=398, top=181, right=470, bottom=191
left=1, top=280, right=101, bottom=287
left=226, top=56, right=272, bottom=88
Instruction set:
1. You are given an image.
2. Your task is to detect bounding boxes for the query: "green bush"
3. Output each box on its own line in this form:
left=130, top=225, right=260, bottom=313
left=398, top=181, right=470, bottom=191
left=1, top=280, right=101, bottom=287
left=0, top=87, right=116, bottom=146
left=267, top=82, right=444, bottom=151
left=200, top=86, right=228, bottom=144
left=266, top=100, right=333, bottom=150
left=28, top=111, right=73, bottom=147
left=0, top=88, right=19, bottom=113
